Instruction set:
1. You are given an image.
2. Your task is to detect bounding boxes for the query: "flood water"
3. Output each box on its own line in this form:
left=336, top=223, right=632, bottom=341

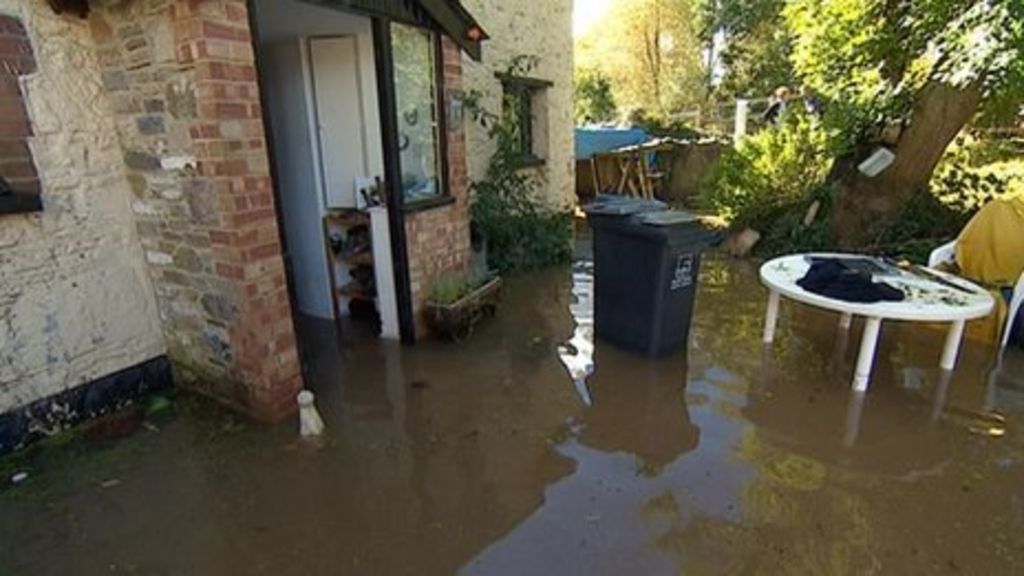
left=2, top=251, right=1024, bottom=574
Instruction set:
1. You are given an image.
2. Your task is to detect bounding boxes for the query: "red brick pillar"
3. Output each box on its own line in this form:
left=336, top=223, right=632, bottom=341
left=170, top=0, right=301, bottom=420
left=403, top=37, right=473, bottom=337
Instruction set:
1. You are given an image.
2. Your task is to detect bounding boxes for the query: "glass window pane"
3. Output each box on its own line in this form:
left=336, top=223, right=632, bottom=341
left=503, top=89, right=525, bottom=157
left=391, top=23, right=443, bottom=203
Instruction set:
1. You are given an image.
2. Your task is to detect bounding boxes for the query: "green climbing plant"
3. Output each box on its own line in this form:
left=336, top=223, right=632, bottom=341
left=464, top=56, right=573, bottom=274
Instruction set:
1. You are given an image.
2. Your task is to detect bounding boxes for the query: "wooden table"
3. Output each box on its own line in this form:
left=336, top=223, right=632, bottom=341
left=593, top=140, right=676, bottom=199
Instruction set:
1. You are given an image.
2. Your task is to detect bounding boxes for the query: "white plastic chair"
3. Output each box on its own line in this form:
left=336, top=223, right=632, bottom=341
left=929, top=240, right=1024, bottom=349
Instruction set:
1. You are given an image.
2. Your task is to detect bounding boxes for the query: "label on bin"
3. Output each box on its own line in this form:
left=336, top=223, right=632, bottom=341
left=670, top=255, right=694, bottom=291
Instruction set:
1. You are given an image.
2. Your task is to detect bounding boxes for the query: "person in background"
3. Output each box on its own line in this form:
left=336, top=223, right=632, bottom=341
left=800, top=85, right=824, bottom=119
left=761, top=86, right=791, bottom=127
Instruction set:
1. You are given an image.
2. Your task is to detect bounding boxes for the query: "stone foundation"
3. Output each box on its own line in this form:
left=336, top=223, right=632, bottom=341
left=0, top=355, right=173, bottom=454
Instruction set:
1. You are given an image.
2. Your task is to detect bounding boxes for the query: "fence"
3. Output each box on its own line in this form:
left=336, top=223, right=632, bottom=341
left=668, top=98, right=773, bottom=140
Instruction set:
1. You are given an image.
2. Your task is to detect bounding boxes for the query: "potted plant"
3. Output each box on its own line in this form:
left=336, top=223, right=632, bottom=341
left=425, top=271, right=503, bottom=340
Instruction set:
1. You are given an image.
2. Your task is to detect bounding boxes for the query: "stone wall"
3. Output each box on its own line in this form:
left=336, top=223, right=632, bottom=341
left=88, top=0, right=301, bottom=420
left=405, top=37, right=471, bottom=338
left=0, top=0, right=164, bottom=413
left=460, top=0, right=575, bottom=209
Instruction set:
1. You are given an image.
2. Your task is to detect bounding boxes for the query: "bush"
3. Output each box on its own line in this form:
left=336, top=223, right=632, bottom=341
left=865, top=190, right=971, bottom=263
left=698, top=111, right=830, bottom=232
left=628, top=108, right=703, bottom=140
left=756, top=183, right=837, bottom=255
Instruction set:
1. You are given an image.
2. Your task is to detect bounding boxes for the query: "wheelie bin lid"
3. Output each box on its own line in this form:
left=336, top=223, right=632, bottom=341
left=583, top=194, right=667, bottom=216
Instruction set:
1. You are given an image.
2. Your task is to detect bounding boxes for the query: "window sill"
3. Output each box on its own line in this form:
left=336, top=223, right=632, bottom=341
left=0, top=193, right=42, bottom=215
left=495, top=72, right=554, bottom=89
left=403, top=194, right=455, bottom=214
left=513, top=155, right=546, bottom=169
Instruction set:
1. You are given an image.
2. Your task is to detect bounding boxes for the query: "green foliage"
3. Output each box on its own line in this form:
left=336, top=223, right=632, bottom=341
left=429, top=272, right=472, bottom=305
left=574, top=68, right=618, bottom=124
left=628, top=108, right=704, bottom=140
left=698, top=0, right=795, bottom=98
left=865, top=191, right=973, bottom=263
left=931, top=136, right=1014, bottom=212
left=575, top=0, right=707, bottom=115
left=755, top=183, right=836, bottom=255
left=464, top=57, right=573, bottom=275
left=784, top=0, right=1024, bottom=153
left=699, top=111, right=830, bottom=230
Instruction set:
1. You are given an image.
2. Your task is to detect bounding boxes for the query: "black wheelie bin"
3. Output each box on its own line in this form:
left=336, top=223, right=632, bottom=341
left=585, top=197, right=720, bottom=356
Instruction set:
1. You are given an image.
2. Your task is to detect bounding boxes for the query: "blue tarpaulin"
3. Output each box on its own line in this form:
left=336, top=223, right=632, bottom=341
left=575, top=127, right=649, bottom=160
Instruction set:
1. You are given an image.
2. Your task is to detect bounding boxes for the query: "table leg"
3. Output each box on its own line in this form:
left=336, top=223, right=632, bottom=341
left=616, top=158, right=628, bottom=194
left=940, top=320, right=966, bottom=371
left=852, top=317, right=882, bottom=392
left=931, top=368, right=953, bottom=423
left=763, top=290, right=781, bottom=344
left=843, top=390, right=866, bottom=448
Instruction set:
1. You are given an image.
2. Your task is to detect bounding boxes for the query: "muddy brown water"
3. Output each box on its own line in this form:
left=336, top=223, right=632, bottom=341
left=2, top=253, right=1023, bottom=575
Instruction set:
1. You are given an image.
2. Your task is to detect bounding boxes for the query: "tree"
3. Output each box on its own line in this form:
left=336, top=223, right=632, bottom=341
left=574, top=68, right=618, bottom=124
left=576, top=0, right=706, bottom=116
left=697, top=0, right=796, bottom=98
left=784, top=0, right=1024, bottom=246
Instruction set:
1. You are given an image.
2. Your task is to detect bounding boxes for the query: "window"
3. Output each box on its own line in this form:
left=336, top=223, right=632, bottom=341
left=390, top=22, right=446, bottom=206
left=498, top=74, right=552, bottom=168
left=0, top=15, right=42, bottom=215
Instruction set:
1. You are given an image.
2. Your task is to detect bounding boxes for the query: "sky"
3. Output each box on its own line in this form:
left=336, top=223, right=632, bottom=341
left=573, top=0, right=614, bottom=38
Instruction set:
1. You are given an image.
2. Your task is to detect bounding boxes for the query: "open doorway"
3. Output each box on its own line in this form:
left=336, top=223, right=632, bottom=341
left=250, top=0, right=485, bottom=352
left=250, top=0, right=400, bottom=341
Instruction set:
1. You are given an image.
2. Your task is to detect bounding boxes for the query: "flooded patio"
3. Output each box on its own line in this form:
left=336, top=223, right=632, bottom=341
left=2, top=251, right=1023, bottom=575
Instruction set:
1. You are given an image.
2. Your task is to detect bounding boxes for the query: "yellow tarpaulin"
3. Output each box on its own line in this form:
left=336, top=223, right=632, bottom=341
left=956, top=196, right=1024, bottom=286
left=954, top=196, right=1024, bottom=344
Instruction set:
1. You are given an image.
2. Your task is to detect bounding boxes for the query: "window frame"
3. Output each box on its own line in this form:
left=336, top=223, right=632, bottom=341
left=0, top=178, right=43, bottom=215
left=0, top=14, right=43, bottom=216
left=495, top=72, right=553, bottom=169
left=391, top=23, right=452, bottom=212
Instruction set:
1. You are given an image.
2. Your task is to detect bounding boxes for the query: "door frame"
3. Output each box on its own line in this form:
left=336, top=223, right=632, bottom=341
left=371, top=17, right=416, bottom=344
left=248, top=1, right=418, bottom=344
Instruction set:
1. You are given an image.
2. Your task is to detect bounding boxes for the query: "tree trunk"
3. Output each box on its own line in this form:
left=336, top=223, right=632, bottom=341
left=830, top=81, right=985, bottom=248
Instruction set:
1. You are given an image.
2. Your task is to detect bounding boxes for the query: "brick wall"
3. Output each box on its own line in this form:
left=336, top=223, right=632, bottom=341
left=404, top=36, right=472, bottom=337
left=0, top=14, right=39, bottom=196
left=89, top=0, right=301, bottom=420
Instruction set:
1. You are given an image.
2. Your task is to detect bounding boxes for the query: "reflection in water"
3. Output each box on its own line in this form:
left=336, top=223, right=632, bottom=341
left=558, top=261, right=596, bottom=406
left=464, top=259, right=712, bottom=574
left=462, top=372, right=734, bottom=576
left=842, top=390, right=866, bottom=448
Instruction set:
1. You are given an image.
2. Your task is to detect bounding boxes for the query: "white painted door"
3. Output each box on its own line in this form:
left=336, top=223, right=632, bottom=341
left=309, top=36, right=369, bottom=208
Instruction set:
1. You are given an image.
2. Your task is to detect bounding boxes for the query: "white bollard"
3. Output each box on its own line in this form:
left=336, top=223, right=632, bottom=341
left=297, top=390, right=325, bottom=437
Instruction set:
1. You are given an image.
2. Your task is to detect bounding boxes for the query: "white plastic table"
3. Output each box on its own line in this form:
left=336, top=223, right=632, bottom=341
left=760, top=253, right=995, bottom=391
